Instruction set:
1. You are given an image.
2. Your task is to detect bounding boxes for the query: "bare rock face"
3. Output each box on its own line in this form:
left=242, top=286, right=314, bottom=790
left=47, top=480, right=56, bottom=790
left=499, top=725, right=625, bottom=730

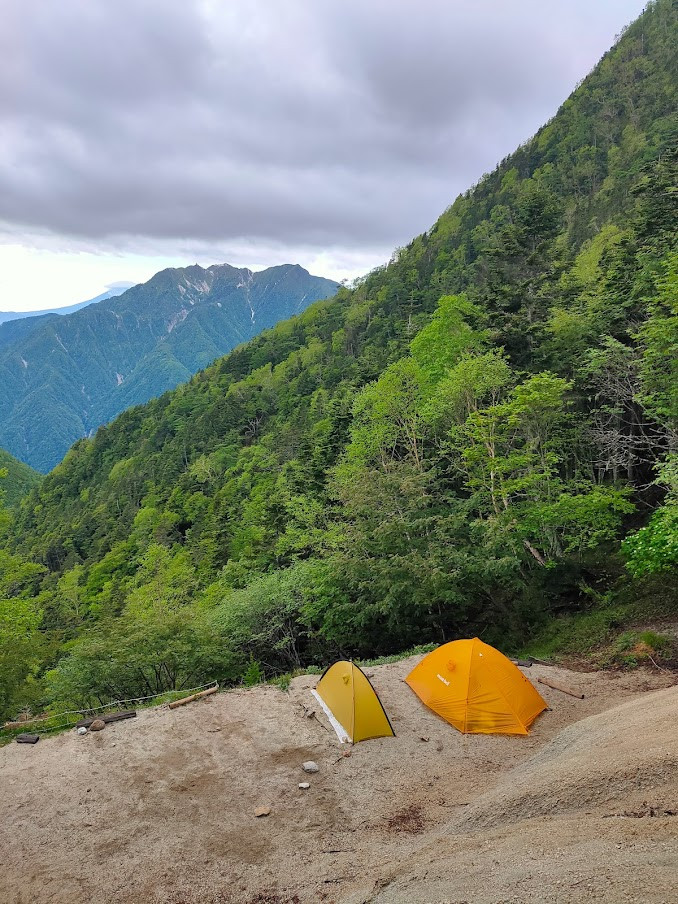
left=89, top=719, right=106, bottom=732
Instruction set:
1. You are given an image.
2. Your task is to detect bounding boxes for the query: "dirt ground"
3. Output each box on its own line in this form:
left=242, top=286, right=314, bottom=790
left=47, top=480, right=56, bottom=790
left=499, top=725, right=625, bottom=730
left=1, top=656, right=676, bottom=904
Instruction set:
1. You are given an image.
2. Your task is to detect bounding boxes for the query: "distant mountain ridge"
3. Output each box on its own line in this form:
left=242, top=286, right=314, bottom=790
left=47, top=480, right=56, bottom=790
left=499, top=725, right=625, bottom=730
left=0, top=263, right=338, bottom=471
left=0, top=283, right=135, bottom=326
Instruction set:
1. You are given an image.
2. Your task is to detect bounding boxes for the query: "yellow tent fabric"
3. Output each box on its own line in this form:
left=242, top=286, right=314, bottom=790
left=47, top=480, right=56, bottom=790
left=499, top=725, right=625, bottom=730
left=312, top=661, right=395, bottom=743
left=405, top=638, right=547, bottom=735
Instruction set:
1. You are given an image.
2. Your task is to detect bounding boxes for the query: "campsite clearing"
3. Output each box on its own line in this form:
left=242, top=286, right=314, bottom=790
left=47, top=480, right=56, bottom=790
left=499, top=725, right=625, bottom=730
left=0, top=655, right=676, bottom=904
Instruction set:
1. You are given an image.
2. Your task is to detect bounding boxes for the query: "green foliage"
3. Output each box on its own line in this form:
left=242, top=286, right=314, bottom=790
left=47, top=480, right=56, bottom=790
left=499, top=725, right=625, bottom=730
left=410, top=294, right=487, bottom=383
left=636, top=252, right=678, bottom=428
left=523, top=566, right=678, bottom=665
left=271, top=672, right=292, bottom=691
left=203, top=561, right=328, bottom=676
left=623, top=456, right=678, bottom=575
left=242, top=657, right=263, bottom=687
left=1, top=2, right=677, bottom=712
left=0, top=550, right=47, bottom=719
left=0, top=451, right=41, bottom=508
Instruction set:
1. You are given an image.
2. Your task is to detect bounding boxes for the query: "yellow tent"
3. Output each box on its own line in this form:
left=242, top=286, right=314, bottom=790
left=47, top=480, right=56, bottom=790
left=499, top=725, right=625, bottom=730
left=405, top=638, right=547, bottom=735
left=312, top=661, right=395, bottom=743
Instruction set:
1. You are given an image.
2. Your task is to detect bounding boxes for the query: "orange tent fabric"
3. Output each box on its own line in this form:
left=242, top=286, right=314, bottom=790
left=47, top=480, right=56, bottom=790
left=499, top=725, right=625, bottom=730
left=405, top=638, right=547, bottom=735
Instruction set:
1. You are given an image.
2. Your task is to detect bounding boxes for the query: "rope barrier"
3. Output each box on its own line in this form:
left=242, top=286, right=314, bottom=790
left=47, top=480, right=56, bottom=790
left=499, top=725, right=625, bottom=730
left=2, top=680, right=220, bottom=736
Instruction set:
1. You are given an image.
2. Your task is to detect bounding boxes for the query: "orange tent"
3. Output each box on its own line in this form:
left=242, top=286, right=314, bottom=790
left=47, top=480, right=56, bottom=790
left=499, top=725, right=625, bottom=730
left=405, top=638, right=547, bottom=735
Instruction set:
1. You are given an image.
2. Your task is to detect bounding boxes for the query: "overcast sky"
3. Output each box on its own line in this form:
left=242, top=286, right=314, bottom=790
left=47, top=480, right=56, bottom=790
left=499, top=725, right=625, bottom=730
left=0, top=0, right=647, bottom=311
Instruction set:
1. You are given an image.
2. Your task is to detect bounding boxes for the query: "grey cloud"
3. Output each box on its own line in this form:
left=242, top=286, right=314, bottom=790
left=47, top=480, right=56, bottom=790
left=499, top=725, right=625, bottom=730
left=0, top=0, right=646, bottom=258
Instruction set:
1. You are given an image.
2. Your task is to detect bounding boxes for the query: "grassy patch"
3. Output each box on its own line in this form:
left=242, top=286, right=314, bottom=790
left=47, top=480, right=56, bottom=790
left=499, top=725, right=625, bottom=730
left=522, top=573, right=677, bottom=668
left=598, top=629, right=677, bottom=669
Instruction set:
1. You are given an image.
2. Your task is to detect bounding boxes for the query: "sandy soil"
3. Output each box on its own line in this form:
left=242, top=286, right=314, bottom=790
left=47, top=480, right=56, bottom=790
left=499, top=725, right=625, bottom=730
left=0, top=657, right=676, bottom=904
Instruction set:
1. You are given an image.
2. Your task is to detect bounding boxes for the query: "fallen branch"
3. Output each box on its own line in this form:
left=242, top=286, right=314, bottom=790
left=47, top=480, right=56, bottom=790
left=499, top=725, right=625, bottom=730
left=168, top=686, right=218, bottom=709
left=76, top=710, right=137, bottom=728
left=647, top=653, right=670, bottom=674
left=538, top=677, right=585, bottom=699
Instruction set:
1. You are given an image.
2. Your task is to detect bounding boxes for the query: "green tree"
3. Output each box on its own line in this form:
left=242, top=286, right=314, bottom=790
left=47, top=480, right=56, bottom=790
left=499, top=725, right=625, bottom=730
left=623, top=456, right=678, bottom=576
left=0, top=550, right=47, bottom=719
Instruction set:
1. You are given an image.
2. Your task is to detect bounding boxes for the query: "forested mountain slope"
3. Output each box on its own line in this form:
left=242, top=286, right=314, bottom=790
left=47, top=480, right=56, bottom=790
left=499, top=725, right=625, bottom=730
left=0, top=264, right=338, bottom=471
left=2, top=0, right=676, bottom=719
left=0, top=450, right=41, bottom=508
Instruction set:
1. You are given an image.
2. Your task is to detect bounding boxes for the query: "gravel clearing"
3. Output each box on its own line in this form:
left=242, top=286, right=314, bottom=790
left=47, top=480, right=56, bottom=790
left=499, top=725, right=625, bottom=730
left=0, top=656, right=675, bottom=904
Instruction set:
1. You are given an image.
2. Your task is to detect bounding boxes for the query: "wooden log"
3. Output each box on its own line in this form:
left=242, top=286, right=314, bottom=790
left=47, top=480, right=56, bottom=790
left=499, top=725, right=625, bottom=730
left=511, top=659, right=533, bottom=668
left=75, top=710, right=137, bottom=729
left=16, top=734, right=40, bottom=744
left=101, top=710, right=137, bottom=724
left=538, top=677, right=585, bottom=699
left=168, top=686, right=218, bottom=710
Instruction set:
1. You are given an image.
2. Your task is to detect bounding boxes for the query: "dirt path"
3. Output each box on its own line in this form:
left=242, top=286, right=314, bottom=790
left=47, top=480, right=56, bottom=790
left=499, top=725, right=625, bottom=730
left=1, top=657, right=676, bottom=904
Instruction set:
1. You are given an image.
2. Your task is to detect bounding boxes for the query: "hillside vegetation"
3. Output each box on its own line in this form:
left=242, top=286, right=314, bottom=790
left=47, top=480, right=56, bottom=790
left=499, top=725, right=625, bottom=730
left=0, top=450, right=41, bottom=509
left=1, top=0, right=676, bottom=720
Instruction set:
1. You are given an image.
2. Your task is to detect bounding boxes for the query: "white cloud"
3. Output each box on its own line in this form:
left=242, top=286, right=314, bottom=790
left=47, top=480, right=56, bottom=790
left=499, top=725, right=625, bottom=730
left=0, top=0, right=647, bottom=309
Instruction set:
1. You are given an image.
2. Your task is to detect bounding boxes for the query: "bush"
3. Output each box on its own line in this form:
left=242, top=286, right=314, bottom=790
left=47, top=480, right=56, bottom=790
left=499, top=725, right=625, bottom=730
left=242, top=657, right=263, bottom=686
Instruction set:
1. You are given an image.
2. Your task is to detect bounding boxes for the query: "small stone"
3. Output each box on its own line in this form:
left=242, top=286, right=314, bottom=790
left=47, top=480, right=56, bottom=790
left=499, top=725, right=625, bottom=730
left=435, top=741, right=443, bottom=752
left=298, top=782, right=310, bottom=790
left=419, top=736, right=429, bottom=742
left=302, top=761, right=319, bottom=773
left=77, top=727, right=88, bottom=736
left=254, top=806, right=271, bottom=818
left=89, top=719, right=106, bottom=731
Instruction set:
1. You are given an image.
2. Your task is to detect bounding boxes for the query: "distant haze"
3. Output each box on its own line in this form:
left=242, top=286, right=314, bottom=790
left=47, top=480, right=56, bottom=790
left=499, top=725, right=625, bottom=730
left=0, top=282, right=136, bottom=325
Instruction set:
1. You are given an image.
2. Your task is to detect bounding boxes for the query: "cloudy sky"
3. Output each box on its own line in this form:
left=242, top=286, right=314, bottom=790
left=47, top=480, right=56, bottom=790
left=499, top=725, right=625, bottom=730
left=1, top=0, right=647, bottom=311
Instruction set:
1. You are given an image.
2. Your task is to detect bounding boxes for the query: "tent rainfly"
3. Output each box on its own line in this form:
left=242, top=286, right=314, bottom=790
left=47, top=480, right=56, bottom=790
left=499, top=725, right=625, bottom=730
left=406, top=638, right=547, bottom=735
left=311, top=661, right=395, bottom=744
